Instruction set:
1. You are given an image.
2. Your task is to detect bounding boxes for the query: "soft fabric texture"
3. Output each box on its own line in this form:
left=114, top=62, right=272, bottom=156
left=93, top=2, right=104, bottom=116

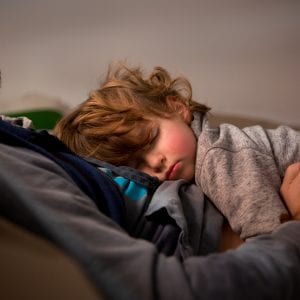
left=0, top=118, right=125, bottom=226
left=85, top=158, right=160, bottom=233
left=192, top=112, right=300, bottom=239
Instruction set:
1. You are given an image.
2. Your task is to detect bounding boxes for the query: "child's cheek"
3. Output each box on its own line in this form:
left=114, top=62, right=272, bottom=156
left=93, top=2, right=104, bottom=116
left=168, top=133, right=195, bottom=155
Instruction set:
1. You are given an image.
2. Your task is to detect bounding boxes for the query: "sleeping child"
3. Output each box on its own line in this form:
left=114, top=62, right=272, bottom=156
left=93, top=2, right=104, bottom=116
left=53, top=61, right=300, bottom=240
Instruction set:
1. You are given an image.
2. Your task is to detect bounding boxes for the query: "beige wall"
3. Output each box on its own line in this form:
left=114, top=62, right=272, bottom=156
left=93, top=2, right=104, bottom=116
left=0, top=0, right=299, bottom=128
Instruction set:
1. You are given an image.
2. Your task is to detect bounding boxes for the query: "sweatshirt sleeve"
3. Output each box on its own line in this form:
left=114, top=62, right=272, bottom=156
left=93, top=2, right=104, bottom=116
left=183, top=221, right=300, bottom=300
left=196, top=124, right=300, bottom=239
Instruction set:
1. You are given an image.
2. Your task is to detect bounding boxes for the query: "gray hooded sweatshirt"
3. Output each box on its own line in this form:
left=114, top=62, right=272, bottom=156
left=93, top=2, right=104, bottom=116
left=192, top=112, right=300, bottom=239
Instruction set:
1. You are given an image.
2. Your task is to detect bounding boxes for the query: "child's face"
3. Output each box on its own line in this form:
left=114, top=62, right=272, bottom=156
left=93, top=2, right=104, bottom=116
left=130, top=117, right=197, bottom=182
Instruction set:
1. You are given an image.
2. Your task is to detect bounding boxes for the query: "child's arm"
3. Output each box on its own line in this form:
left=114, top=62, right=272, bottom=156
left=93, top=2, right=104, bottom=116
left=199, top=146, right=287, bottom=239
left=196, top=124, right=300, bottom=240
left=219, top=162, right=300, bottom=251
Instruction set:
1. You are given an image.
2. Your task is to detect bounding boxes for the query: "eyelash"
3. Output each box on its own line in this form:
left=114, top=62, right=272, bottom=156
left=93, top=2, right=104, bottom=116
left=148, top=127, right=160, bottom=148
left=130, top=127, right=160, bottom=169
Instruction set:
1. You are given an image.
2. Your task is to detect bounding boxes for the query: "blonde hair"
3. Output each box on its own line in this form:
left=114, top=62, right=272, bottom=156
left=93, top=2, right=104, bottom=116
left=53, top=62, right=210, bottom=165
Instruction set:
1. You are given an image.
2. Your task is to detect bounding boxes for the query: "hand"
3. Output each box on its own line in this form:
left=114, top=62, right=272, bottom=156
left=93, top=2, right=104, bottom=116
left=280, top=162, right=300, bottom=220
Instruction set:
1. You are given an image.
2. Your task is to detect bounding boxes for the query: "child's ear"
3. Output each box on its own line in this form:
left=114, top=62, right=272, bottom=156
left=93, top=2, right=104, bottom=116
left=166, top=96, right=193, bottom=124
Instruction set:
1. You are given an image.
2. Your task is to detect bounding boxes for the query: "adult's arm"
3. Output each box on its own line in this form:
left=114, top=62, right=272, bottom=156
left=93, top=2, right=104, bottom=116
left=1, top=143, right=300, bottom=300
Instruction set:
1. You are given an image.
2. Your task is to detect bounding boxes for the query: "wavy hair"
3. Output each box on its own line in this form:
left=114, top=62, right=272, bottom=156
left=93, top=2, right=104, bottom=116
left=53, top=62, right=210, bottom=165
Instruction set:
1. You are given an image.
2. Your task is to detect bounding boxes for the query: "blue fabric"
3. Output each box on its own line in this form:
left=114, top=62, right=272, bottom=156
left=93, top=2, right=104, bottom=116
left=114, top=177, right=148, bottom=201
left=85, top=158, right=161, bottom=232
left=0, top=119, right=125, bottom=226
left=89, top=161, right=159, bottom=232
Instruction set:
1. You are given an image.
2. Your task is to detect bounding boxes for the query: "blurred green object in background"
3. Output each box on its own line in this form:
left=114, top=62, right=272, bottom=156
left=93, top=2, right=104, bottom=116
left=6, top=109, right=63, bottom=130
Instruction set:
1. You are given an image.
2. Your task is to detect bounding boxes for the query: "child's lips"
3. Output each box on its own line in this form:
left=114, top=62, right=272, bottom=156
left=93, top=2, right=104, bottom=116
left=166, top=162, right=181, bottom=180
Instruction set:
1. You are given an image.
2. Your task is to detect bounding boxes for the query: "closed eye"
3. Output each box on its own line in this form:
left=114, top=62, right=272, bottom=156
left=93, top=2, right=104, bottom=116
left=145, top=127, right=160, bottom=151
left=129, top=126, right=160, bottom=170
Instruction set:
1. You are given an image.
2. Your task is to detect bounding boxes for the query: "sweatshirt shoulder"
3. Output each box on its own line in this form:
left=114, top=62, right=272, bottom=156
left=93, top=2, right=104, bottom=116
left=198, top=121, right=272, bottom=153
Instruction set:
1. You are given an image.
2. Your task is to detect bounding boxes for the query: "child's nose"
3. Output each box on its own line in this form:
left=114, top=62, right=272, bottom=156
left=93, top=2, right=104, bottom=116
left=145, top=153, right=165, bottom=172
